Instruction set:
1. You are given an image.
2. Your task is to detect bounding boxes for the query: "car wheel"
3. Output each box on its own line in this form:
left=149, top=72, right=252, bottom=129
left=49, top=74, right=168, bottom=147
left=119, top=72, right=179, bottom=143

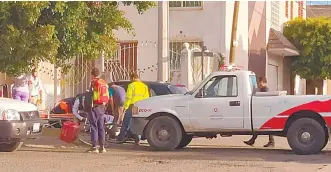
left=0, top=142, right=23, bottom=152
left=176, top=134, right=193, bottom=149
left=146, top=116, right=183, bottom=151
left=287, top=118, right=326, bottom=155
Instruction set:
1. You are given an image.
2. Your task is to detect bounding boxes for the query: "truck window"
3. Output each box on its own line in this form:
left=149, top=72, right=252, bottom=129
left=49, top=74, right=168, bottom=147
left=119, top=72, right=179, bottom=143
left=203, top=76, right=238, bottom=97
left=249, top=75, right=258, bottom=91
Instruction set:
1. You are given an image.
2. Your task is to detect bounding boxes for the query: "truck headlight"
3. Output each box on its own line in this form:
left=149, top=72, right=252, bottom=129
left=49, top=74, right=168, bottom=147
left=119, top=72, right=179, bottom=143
left=2, top=109, right=21, bottom=121
left=132, top=106, right=139, bottom=116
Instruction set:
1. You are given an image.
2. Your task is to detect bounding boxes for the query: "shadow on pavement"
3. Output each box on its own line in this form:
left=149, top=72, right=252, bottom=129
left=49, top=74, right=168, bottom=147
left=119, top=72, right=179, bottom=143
left=21, top=140, right=331, bottom=165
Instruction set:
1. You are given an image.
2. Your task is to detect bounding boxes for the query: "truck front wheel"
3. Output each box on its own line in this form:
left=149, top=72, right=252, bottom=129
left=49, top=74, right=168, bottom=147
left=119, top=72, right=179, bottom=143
left=287, top=118, right=326, bottom=155
left=145, top=116, right=183, bottom=151
left=176, top=135, right=193, bottom=149
left=0, top=142, right=23, bottom=152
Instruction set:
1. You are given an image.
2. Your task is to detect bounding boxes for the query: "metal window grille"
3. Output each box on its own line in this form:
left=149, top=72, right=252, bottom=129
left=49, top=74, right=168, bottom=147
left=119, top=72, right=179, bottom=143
left=285, top=1, right=289, bottom=18
left=271, top=1, right=280, bottom=31
left=169, top=1, right=202, bottom=8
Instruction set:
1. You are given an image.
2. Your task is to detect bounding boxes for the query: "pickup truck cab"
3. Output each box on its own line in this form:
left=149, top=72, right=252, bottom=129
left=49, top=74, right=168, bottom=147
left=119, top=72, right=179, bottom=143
left=0, top=98, right=45, bottom=152
left=130, top=68, right=331, bottom=155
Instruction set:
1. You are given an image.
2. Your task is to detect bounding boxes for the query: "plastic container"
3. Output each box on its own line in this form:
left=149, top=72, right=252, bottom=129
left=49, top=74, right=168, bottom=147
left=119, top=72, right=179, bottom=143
left=60, top=121, right=80, bottom=143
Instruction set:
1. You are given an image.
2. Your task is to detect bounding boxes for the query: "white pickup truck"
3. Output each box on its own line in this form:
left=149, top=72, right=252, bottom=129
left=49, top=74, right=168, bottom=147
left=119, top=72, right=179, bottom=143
left=130, top=69, right=331, bottom=155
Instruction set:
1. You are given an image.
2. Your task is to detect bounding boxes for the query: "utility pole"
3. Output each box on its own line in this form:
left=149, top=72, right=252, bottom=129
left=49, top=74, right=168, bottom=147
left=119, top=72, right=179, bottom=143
left=157, top=1, right=169, bottom=82
left=229, top=1, right=240, bottom=64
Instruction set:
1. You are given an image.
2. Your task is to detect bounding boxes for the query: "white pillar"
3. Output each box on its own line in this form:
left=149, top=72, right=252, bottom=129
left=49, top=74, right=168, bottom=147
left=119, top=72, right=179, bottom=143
left=180, top=43, right=193, bottom=90
left=157, top=1, right=169, bottom=82
left=53, top=66, right=58, bottom=105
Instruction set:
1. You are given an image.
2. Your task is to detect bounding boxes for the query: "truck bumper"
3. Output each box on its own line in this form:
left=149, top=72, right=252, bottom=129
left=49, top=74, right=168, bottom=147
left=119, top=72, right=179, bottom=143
left=0, top=119, right=46, bottom=143
left=130, top=117, right=149, bottom=136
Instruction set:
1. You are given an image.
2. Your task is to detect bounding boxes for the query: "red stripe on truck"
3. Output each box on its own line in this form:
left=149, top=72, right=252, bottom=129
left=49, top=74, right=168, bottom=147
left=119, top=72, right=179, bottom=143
left=260, top=99, right=331, bottom=129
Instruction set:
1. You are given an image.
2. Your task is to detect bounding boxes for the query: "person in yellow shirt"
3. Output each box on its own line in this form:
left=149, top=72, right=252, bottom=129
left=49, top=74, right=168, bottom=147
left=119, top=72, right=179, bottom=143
left=112, top=72, right=149, bottom=144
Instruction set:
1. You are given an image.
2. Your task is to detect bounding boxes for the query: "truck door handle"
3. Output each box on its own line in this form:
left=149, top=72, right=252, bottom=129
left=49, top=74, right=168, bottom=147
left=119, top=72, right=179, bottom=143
left=229, top=101, right=240, bottom=106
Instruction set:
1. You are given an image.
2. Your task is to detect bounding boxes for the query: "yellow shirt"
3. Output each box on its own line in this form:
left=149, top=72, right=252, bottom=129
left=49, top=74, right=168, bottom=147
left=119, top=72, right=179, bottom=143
left=124, top=81, right=150, bottom=110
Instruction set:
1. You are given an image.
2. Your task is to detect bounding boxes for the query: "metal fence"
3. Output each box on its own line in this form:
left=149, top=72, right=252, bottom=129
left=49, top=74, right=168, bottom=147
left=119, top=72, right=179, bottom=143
left=37, top=41, right=158, bottom=110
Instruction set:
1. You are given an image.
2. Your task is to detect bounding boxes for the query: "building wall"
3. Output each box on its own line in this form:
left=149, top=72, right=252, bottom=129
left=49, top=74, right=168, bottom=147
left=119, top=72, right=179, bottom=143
left=114, top=1, right=249, bottom=81
left=248, top=1, right=267, bottom=78
left=249, top=1, right=306, bottom=93
left=113, top=4, right=159, bottom=81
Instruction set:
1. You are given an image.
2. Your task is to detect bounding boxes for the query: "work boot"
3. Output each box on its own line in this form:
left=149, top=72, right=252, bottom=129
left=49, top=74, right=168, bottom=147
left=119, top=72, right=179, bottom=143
left=99, top=147, right=106, bottom=153
left=86, top=147, right=99, bottom=153
left=263, top=142, right=275, bottom=148
left=243, top=140, right=255, bottom=146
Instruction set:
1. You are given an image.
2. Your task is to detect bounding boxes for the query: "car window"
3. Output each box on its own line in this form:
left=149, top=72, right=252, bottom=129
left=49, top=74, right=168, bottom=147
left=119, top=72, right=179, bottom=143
left=168, top=85, right=188, bottom=94
left=149, top=88, right=157, bottom=97
left=203, top=75, right=238, bottom=97
left=150, top=84, right=170, bottom=95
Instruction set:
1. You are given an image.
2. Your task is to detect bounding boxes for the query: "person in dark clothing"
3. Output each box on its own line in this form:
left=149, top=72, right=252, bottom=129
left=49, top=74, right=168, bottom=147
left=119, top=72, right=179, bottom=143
left=86, top=68, right=109, bottom=153
left=244, top=77, right=275, bottom=148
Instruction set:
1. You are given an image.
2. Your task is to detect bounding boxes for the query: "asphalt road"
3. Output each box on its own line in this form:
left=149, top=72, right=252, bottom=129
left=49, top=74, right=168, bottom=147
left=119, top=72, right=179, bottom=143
left=1, top=136, right=331, bottom=172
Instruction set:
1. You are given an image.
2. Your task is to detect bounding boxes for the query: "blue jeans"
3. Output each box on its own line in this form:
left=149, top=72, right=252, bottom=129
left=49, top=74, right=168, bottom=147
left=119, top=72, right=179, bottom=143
left=117, top=105, right=133, bottom=141
left=88, top=105, right=106, bottom=148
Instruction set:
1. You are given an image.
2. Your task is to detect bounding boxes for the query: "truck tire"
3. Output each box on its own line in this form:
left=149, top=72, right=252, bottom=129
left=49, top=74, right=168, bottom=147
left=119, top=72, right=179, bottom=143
left=0, top=142, right=23, bottom=152
left=145, top=116, right=183, bottom=151
left=176, top=135, right=193, bottom=149
left=287, top=118, right=326, bottom=155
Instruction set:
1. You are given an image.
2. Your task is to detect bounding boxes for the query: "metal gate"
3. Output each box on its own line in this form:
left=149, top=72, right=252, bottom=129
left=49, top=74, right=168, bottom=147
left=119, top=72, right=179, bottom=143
left=168, top=41, right=202, bottom=84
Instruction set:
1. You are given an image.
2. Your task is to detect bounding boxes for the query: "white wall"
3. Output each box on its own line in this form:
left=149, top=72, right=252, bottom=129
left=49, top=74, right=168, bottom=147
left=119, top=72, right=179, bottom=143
left=113, top=4, right=159, bottom=81
left=114, top=2, right=249, bottom=81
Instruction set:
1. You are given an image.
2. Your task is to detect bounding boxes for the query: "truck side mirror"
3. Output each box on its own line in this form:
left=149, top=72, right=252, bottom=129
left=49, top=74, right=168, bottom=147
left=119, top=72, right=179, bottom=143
left=195, top=88, right=204, bottom=98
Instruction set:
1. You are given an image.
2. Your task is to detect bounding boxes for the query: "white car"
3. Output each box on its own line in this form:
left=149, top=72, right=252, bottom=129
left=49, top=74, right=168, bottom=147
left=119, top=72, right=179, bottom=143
left=130, top=67, right=331, bottom=155
left=0, top=98, right=45, bottom=152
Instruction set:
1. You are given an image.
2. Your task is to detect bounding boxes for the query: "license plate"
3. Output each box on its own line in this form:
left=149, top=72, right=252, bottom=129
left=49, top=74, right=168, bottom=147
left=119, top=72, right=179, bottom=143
left=33, top=123, right=40, bottom=132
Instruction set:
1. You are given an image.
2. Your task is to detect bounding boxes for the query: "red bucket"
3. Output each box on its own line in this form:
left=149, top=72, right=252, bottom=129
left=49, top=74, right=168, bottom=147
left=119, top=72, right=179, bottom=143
left=60, top=121, right=80, bottom=143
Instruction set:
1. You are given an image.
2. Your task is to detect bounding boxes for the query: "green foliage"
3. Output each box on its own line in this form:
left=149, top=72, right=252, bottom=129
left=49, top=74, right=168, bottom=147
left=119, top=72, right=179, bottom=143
left=283, top=17, right=331, bottom=80
left=0, top=1, right=156, bottom=76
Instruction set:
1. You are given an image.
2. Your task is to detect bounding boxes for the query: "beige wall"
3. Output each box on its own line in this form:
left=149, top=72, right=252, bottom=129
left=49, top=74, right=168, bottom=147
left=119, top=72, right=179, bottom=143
left=248, top=1, right=267, bottom=78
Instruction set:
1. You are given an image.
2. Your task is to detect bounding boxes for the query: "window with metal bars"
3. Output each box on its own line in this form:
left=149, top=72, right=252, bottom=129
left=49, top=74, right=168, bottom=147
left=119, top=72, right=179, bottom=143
left=271, top=1, right=280, bottom=31
left=169, top=41, right=202, bottom=71
left=298, top=1, right=304, bottom=18
left=285, top=1, right=289, bottom=18
left=290, top=1, right=293, bottom=19
left=169, top=1, right=202, bottom=8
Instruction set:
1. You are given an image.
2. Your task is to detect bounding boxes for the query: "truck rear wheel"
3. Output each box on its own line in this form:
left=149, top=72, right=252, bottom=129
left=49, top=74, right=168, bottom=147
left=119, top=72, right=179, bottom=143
left=0, top=142, right=23, bottom=152
left=287, top=118, right=326, bottom=155
left=176, top=135, right=193, bottom=149
left=146, top=116, right=183, bottom=151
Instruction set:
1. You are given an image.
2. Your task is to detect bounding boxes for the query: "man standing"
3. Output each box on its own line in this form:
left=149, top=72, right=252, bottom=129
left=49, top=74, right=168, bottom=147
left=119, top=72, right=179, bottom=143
left=108, top=83, right=126, bottom=138
left=87, top=68, right=109, bottom=153
left=112, top=72, right=149, bottom=144
left=244, top=77, right=275, bottom=147
left=29, top=68, right=43, bottom=107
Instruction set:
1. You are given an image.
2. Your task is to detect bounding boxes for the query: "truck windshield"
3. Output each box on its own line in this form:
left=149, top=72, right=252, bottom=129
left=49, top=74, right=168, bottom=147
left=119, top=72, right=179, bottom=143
left=249, top=75, right=258, bottom=91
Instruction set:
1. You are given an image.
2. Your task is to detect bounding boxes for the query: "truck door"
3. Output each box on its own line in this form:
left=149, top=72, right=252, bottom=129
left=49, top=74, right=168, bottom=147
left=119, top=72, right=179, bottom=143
left=189, top=75, right=244, bottom=131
